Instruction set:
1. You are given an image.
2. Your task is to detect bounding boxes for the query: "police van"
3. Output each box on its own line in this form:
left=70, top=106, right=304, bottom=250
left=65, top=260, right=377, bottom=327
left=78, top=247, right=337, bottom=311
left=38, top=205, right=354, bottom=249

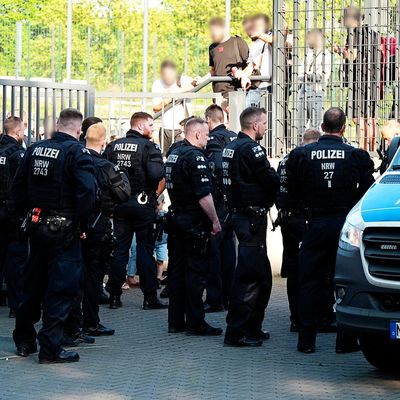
left=335, top=137, right=400, bottom=371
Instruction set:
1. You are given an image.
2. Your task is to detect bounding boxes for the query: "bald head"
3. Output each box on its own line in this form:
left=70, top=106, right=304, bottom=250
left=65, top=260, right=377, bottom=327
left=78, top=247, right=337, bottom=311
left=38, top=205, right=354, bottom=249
left=302, top=128, right=321, bottom=145
left=184, top=118, right=209, bottom=149
left=86, top=122, right=107, bottom=152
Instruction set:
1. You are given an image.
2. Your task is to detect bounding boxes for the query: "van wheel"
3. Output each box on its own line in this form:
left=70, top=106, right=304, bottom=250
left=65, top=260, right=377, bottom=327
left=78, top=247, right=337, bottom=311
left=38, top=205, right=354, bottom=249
left=359, top=334, right=400, bottom=371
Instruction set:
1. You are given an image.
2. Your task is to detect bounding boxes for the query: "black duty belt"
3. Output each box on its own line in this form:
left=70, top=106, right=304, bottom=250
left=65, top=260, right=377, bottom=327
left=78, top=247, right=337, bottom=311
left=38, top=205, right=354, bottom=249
left=281, top=210, right=303, bottom=218
left=228, top=206, right=268, bottom=216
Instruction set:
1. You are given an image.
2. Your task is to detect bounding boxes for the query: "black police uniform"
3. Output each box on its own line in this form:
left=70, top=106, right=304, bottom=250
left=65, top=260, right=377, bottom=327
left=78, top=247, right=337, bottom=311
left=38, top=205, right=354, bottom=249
left=12, top=131, right=96, bottom=362
left=165, top=140, right=216, bottom=332
left=277, top=154, right=305, bottom=330
left=222, top=132, right=279, bottom=345
left=64, top=150, right=131, bottom=339
left=204, top=124, right=237, bottom=310
left=286, top=135, right=375, bottom=351
left=103, top=129, right=164, bottom=307
left=0, top=134, right=27, bottom=313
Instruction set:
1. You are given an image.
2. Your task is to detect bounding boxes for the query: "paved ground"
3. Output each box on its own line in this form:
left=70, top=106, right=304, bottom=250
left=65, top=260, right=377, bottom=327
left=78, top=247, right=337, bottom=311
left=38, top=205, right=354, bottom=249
left=1, top=278, right=399, bottom=400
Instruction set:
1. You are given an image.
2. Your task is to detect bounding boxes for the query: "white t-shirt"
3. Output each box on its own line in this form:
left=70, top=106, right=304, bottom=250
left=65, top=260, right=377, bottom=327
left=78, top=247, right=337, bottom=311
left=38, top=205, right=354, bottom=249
left=248, top=38, right=272, bottom=88
left=152, top=76, right=193, bottom=130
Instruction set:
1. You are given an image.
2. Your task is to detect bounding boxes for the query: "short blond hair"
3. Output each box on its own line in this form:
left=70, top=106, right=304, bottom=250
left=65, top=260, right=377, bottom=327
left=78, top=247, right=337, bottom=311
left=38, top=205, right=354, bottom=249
left=86, top=122, right=106, bottom=145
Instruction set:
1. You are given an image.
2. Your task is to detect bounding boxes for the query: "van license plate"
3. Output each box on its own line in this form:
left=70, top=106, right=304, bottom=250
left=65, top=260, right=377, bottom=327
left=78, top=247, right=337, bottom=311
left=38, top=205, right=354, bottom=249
left=390, top=321, right=400, bottom=339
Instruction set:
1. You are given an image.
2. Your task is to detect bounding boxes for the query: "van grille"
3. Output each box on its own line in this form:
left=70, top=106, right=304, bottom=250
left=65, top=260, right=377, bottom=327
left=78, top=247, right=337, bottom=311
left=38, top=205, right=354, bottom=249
left=363, top=227, right=400, bottom=281
left=380, top=175, right=400, bottom=184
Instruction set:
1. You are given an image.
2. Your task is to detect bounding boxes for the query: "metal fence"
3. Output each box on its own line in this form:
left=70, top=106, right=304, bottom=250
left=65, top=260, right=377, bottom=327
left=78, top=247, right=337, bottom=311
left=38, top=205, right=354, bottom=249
left=0, top=1, right=273, bottom=92
left=0, top=79, right=94, bottom=144
left=273, top=0, right=400, bottom=155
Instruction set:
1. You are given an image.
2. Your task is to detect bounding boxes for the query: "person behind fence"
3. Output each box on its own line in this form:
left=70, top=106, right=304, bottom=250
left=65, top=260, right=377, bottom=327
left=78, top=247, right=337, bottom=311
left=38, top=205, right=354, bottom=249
left=0, top=117, right=27, bottom=318
left=297, top=28, right=332, bottom=132
left=152, top=60, right=195, bottom=155
left=104, top=112, right=166, bottom=310
left=285, top=107, right=375, bottom=354
left=222, top=107, right=279, bottom=347
left=198, top=17, right=249, bottom=111
left=276, top=128, right=320, bottom=333
left=203, top=104, right=236, bottom=313
left=334, top=6, right=379, bottom=151
left=75, top=122, right=131, bottom=339
left=12, top=108, right=96, bottom=364
left=236, top=13, right=273, bottom=101
left=165, top=117, right=223, bottom=336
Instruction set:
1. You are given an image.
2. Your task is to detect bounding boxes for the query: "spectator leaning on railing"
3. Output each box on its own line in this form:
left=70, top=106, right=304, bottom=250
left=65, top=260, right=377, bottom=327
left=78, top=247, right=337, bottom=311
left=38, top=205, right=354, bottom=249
left=152, top=60, right=196, bottom=155
left=196, top=17, right=249, bottom=112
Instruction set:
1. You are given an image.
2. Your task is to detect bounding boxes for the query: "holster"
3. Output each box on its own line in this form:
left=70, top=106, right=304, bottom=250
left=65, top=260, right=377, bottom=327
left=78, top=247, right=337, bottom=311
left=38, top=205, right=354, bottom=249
left=186, top=228, right=209, bottom=257
left=245, top=206, right=267, bottom=234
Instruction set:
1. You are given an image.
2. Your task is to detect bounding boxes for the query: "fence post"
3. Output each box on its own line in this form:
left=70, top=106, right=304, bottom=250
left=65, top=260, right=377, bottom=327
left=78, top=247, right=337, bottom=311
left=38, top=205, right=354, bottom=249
left=87, top=27, right=91, bottom=85
left=15, top=21, right=22, bottom=79
left=272, top=0, right=286, bottom=156
left=142, top=0, right=149, bottom=93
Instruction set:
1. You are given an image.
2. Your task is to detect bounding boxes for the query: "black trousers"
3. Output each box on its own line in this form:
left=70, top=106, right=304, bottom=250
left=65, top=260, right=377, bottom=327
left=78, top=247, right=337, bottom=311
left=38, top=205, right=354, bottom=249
left=13, top=224, right=82, bottom=359
left=206, top=207, right=236, bottom=308
left=280, top=214, right=306, bottom=326
left=65, top=217, right=114, bottom=335
left=107, top=201, right=158, bottom=297
left=225, top=212, right=272, bottom=341
left=0, top=208, right=28, bottom=310
left=297, top=216, right=345, bottom=347
left=82, top=219, right=114, bottom=328
left=168, top=212, right=211, bottom=330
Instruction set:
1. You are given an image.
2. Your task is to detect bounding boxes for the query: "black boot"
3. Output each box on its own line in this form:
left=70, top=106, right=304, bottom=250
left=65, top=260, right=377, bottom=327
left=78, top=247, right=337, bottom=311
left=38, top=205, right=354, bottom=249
left=109, top=294, right=122, bottom=309
left=143, top=294, right=168, bottom=310
left=16, top=343, right=38, bottom=357
left=39, top=349, right=80, bottom=364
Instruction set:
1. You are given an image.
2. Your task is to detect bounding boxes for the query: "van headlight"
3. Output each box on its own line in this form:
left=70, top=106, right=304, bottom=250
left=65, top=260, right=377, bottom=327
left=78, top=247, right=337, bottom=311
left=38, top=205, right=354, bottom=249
left=339, top=221, right=362, bottom=250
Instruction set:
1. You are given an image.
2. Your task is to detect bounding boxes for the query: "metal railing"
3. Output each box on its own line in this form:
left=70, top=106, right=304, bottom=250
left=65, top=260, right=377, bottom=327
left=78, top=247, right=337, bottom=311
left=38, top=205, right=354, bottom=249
left=95, top=76, right=271, bottom=154
left=0, top=79, right=94, bottom=144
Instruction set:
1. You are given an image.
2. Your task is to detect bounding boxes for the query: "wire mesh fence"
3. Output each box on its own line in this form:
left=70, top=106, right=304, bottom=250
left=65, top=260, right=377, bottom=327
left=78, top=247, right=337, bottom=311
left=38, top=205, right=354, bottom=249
left=0, top=1, right=273, bottom=91
left=272, top=0, right=400, bottom=155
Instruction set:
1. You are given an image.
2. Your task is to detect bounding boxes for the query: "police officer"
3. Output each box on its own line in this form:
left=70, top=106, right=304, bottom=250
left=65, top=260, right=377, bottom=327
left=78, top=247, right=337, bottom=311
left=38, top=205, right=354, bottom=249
left=104, top=112, right=166, bottom=309
left=166, top=117, right=223, bottom=335
left=12, top=108, right=96, bottom=363
left=277, top=129, right=321, bottom=332
left=64, top=122, right=131, bottom=342
left=223, top=107, right=279, bottom=347
left=286, top=107, right=375, bottom=353
left=0, top=116, right=27, bottom=317
left=204, top=104, right=237, bottom=312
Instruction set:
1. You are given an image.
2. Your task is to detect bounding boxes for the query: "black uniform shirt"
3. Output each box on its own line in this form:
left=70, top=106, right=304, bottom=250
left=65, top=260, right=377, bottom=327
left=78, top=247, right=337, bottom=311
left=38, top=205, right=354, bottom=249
left=88, top=149, right=130, bottom=215
left=103, top=130, right=164, bottom=198
left=286, top=135, right=375, bottom=213
left=0, top=134, right=25, bottom=203
left=205, top=124, right=237, bottom=206
left=165, top=140, right=212, bottom=210
left=12, top=131, right=96, bottom=221
left=222, top=131, right=279, bottom=208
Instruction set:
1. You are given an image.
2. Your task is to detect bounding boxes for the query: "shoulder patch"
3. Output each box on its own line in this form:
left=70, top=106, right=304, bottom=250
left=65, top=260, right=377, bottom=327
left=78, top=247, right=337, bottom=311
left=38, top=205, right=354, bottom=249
left=252, top=145, right=264, bottom=158
left=113, top=165, right=120, bottom=172
left=196, top=155, right=205, bottom=162
left=167, top=154, right=179, bottom=163
left=81, top=148, right=91, bottom=154
left=222, top=148, right=235, bottom=158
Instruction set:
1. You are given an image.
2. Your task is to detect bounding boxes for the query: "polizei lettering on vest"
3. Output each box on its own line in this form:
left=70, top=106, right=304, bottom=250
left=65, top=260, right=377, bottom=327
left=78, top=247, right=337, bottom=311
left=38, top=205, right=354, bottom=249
left=32, top=147, right=60, bottom=159
left=310, top=149, right=345, bottom=160
left=114, top=143, right=138, bottom=152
